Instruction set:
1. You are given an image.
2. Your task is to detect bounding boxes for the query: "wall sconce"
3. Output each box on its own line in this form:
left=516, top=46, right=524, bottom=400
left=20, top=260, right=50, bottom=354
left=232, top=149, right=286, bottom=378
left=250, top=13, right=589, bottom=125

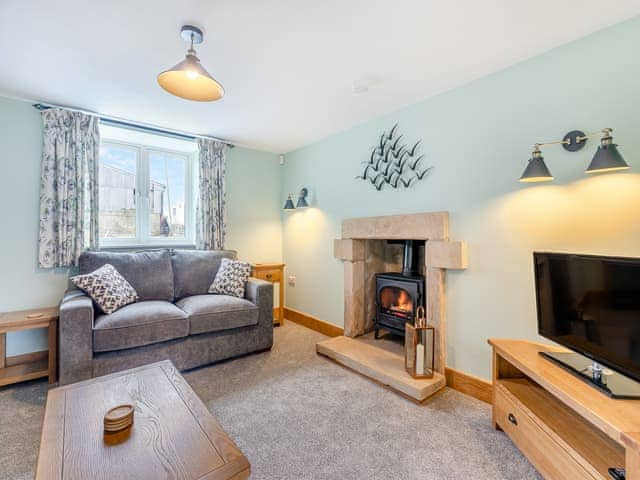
left=519, top=128, right=630, bottom=183
left=295, top=188, right=309, bottom=208
left=283, top=195, right=296, bottom=210
left=283, top=188, right=310, bottom=211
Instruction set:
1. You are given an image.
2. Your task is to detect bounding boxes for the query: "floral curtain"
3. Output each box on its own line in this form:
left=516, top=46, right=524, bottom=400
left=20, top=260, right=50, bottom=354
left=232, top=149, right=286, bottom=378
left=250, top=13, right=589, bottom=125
left=197, top=138, right=227, bottom=250
left=38, top=109, right=99, bottom=268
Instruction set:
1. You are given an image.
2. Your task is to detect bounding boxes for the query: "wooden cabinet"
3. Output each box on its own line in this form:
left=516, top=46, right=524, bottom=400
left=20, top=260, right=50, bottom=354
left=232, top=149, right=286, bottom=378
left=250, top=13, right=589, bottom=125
left=494, top=380, right=607, bottom=479
left=489, top=339, right=640, bottom=480
left=251, top=263, right=285, bottom=326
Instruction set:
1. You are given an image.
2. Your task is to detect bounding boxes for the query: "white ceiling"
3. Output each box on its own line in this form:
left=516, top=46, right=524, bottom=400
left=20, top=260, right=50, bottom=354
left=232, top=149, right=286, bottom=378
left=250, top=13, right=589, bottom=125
left=1, top=1, right=639, bottom=153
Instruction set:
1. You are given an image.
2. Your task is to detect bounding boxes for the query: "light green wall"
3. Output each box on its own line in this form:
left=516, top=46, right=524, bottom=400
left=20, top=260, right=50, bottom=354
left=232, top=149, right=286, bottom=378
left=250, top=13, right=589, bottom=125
left=0, top=96, right=282, bottom=356
left=282, top=16, right=640, bottom=380
left=0, top=97, right=69, bottom=356
left=226, top=147, right=283, bottom=264
left=3, top=16, right=640, bottom=376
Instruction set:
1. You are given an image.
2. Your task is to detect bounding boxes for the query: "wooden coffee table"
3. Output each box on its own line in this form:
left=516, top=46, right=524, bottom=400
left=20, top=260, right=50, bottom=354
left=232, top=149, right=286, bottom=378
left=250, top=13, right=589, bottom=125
left=36, top=361, right=250, bottom=480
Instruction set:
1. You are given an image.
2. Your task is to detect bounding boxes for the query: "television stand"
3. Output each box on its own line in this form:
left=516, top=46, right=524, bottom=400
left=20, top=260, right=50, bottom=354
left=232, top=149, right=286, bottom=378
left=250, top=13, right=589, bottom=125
left=540, top=351, right=640, bottom=399
left=489, top=339, right=640, bottom=480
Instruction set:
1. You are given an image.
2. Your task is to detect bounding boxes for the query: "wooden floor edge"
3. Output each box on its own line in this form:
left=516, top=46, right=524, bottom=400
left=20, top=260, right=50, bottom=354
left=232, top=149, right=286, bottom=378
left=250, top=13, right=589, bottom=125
left=444, top=366, right=493, bottom=404
left=285, top=307, right=493, bottom=404
left=284, top=307, right=344, bottom=337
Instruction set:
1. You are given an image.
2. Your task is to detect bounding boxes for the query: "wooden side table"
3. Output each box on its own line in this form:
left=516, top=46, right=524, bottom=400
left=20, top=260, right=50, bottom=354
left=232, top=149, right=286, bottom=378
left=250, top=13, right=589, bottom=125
left=251, top=263, right=285, bottom=326
left=0, top=307, right=59, bottom=387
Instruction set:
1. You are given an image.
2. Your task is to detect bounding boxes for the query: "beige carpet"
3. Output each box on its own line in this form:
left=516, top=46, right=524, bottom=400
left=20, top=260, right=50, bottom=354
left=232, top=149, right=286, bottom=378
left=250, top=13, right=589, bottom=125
left=0, top=322, right=540, bottom=479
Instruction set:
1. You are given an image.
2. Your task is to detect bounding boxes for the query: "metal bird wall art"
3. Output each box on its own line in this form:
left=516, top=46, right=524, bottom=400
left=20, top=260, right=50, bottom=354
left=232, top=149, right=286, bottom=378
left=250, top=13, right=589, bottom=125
left=356, top=123, right=433, bottom=191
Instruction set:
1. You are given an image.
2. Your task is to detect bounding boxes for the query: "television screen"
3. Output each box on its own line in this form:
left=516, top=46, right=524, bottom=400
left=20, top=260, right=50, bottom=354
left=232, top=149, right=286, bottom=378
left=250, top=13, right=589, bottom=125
left=534, top=252, right=640, bottom=383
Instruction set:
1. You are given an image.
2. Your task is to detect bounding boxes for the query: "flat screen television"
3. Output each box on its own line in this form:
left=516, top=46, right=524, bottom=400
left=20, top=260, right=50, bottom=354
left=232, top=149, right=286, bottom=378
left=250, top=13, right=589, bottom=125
left=534, top=252, right=640, bottom=398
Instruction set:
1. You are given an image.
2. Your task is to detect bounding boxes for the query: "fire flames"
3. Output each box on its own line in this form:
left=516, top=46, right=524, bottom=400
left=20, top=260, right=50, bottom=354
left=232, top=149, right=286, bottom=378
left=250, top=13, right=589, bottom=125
left=391, top=290, right=413, bottom=312
left=380, top=287, right=413, bottom=318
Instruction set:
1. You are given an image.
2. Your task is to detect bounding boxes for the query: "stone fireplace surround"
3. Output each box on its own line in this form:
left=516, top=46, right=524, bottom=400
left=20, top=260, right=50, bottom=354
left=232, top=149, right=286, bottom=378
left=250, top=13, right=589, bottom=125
left=333, top=211, right=467, bottom=375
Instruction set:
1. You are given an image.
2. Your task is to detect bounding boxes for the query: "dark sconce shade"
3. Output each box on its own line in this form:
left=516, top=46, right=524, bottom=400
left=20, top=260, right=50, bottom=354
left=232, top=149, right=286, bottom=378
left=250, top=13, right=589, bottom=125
left=519, top=128, right=630, bottom=184
left=519, top=149, right=554, bottom=183
left=296, top=188, right=309, bottom=208
left=585, top=133, right=630, bottom=174
left=283, top=195, right=296, bottom=211
left=284, top=188, right=310, bottom=211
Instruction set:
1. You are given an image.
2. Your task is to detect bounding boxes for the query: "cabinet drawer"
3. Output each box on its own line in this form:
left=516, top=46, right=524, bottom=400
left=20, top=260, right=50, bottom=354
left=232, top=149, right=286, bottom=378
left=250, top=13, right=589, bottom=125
left=494, top=384, right=596, bottom=480
left=252, top=269, right=281, bottom=282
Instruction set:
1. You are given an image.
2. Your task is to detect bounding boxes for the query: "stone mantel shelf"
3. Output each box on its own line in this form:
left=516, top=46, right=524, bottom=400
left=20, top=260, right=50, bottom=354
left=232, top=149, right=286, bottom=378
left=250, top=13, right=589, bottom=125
left=332, top=211, right=467, bottom=377
left=341, top=211, right=451, bottom=241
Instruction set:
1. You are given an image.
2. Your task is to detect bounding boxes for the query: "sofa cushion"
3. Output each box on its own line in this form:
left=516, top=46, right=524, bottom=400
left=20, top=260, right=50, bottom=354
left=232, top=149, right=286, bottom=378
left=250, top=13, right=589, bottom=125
left=176, top=294, right=259, bottom=335
left=93, top=301, right=188, bottom=352
left=172, top=249, right=237, bottom=299
left=71, top=264, right=138, bottom=314
left=208, top=258, right=252, bottom=298
left=79, top=250, right=174, bottom=302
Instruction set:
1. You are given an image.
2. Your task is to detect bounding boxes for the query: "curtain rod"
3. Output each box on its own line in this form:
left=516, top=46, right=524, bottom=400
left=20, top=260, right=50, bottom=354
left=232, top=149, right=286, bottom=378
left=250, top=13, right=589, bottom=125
left=32, top=102, right=235, bottom=148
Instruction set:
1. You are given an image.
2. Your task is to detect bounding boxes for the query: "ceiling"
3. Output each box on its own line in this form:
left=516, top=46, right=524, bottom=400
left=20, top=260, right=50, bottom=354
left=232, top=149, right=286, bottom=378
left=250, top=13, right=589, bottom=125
left=1, top=1, right=639, bottom=153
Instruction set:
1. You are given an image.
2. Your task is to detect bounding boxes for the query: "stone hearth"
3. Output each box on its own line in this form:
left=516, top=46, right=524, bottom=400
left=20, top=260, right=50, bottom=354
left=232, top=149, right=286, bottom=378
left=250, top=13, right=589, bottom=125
left=318, top=212, right=466, bottom=402
left=332, top=211, right=467, bottom=374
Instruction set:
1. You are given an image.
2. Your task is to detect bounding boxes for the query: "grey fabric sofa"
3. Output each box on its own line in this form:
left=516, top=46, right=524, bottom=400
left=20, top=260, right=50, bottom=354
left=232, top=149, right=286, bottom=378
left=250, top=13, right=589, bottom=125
left=58, top=249, right=273, bottom=385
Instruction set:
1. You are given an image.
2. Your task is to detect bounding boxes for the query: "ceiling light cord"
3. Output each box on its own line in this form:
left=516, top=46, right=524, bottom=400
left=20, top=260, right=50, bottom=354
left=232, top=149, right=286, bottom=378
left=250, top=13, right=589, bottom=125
left=188, top=32, right=196, bottom=56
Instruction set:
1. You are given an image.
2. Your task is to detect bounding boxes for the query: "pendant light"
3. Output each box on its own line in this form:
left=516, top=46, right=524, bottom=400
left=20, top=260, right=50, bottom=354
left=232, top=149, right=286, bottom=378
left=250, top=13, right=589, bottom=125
left=157, top=25, right=224, bottom=102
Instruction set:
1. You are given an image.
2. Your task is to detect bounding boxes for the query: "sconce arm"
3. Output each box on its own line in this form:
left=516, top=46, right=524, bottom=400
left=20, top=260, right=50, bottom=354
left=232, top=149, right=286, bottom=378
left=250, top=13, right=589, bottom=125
left=534, top=138, right=570, bottom=150
left=576, top=128, right=613, bottom=143
left=533, top=128, right=612, bottom=153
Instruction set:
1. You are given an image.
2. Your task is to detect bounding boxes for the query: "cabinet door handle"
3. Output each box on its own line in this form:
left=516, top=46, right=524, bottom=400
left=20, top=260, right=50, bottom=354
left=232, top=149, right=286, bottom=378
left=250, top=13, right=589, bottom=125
left=266, top=273, right=273, bottom=280
left=507, top=413, right=518, bottom=426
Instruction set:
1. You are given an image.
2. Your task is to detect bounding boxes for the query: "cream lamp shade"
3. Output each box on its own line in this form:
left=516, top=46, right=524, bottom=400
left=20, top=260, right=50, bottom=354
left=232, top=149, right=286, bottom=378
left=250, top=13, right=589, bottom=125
left=157, top=25, right=224, bottom=102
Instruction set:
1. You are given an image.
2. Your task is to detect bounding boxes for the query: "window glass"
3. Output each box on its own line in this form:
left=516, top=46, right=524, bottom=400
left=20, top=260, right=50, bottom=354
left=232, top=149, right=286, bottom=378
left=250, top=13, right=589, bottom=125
left=148, top=151, right=187, bottom=238
left=97, top=124, right=196, bottom=246
left=98, top=143, right=138, bottom=239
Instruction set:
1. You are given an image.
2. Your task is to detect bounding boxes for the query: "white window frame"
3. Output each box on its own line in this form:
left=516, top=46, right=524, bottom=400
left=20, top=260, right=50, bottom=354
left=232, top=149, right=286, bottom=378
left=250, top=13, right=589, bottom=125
left=99, top=139, right=196, bottom=248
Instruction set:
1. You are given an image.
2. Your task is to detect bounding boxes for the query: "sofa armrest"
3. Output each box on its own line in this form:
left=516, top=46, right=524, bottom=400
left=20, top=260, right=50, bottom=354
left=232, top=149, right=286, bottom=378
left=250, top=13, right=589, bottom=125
left=58, top=288, right=94, bottom=385
left=246, top=278, right=274, bottom=345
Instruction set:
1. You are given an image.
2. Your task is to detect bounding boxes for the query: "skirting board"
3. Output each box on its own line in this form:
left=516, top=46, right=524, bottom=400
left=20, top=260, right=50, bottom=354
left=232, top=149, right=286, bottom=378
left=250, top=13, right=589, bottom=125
left=285, top=307, right=492, bottom=403
left=283, top=307, right=344, bottom=337
left=444, top=367, right=492, bottom=404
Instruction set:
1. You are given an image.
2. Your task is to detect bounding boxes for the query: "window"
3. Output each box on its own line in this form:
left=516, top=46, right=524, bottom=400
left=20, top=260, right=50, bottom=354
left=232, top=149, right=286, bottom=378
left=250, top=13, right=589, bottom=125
left=98, top=125, right=197, bottom=247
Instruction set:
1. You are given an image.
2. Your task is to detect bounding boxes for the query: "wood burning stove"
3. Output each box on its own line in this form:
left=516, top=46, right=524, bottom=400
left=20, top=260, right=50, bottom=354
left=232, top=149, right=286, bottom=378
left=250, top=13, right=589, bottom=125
left=374, top=240, right=425, bottom=339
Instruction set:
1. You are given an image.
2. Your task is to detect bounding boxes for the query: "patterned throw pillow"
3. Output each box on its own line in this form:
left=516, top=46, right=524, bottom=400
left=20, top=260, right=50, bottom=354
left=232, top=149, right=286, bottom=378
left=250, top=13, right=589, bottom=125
left=71, top=264, right=138, bottom=314
left=208, top=258, right=252, bottom=298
